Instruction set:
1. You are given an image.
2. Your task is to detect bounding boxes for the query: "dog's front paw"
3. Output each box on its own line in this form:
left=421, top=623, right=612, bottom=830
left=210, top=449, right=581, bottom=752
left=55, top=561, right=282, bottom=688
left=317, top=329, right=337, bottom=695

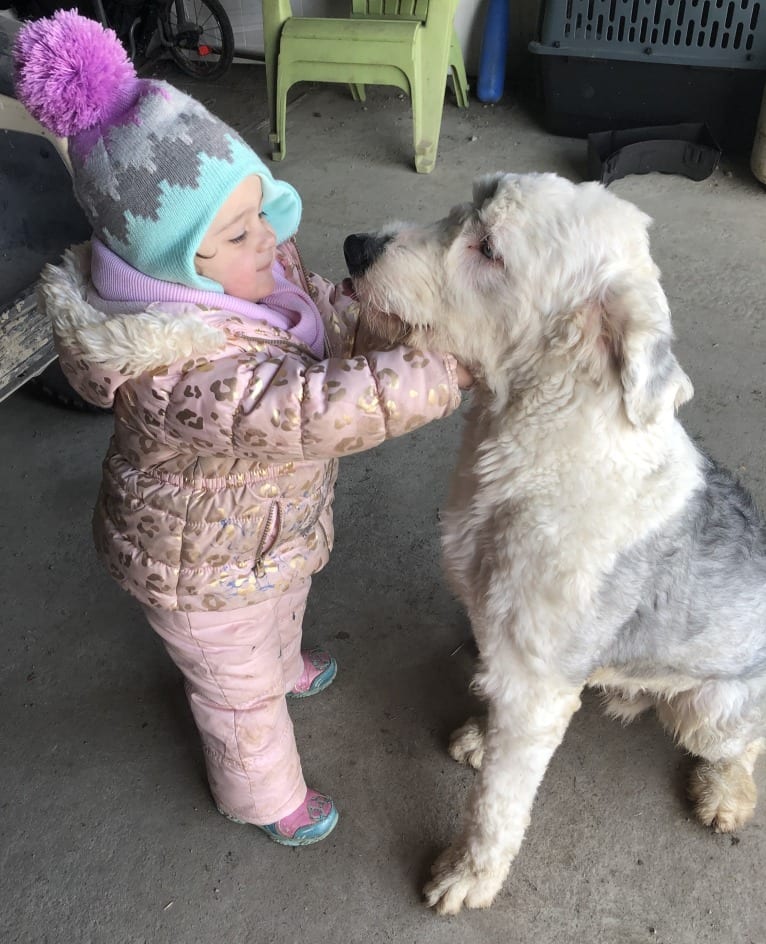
left=449, top=716, right=486, bottom=769
left=423, top=845, right=507, bottom=915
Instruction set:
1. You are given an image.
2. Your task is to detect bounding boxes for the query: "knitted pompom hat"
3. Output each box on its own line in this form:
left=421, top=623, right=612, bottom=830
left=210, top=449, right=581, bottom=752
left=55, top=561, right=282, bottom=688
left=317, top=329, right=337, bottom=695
left=13, top=10, right=301, bottom=292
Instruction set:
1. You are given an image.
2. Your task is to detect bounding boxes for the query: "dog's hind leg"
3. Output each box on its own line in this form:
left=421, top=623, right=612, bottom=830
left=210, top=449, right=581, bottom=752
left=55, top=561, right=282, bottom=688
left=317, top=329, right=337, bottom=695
left=688, top=740, right=764, bottom=833
left=656, top=683, right=765, bottom=833
left=449, top=716, right=487, bottom=769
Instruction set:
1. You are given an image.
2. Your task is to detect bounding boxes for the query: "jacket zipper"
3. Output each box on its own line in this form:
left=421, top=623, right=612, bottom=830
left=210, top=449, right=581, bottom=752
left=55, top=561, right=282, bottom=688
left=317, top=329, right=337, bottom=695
left=254, top=501, right=279, bottom=578
left=317, top=516, right=330, bottom=553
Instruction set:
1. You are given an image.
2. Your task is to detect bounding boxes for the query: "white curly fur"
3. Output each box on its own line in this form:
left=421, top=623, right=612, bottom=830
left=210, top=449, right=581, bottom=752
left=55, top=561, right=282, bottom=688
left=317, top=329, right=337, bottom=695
left=40, top=243, right=226, bottom=376
left=351, top=172, right=766, bottom=915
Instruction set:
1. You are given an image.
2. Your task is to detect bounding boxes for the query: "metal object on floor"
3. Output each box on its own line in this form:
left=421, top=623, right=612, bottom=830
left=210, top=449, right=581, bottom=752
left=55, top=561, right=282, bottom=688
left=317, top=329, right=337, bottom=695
left=588, top=123, right=722, bottom=186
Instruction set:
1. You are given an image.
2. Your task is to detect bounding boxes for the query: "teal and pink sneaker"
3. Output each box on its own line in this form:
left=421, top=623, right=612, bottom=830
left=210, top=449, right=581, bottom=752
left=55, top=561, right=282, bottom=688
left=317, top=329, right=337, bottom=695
left=258, top=789, right=338, bottom=846
left=287, top=648, right=337, bottom=699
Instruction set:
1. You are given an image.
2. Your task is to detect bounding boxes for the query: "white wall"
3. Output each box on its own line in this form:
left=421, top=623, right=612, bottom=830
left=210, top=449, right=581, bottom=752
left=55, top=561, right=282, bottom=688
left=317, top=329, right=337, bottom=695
left=221, top=0, right=487, bottom=74
left=454, top=0, right=486, bottom=76
left=218, top=0, right=266, bottom=53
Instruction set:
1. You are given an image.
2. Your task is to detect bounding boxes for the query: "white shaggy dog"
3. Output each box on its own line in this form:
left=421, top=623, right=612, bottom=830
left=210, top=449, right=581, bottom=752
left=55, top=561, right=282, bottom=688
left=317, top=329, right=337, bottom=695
left=344, top=172, right=766, bottom=915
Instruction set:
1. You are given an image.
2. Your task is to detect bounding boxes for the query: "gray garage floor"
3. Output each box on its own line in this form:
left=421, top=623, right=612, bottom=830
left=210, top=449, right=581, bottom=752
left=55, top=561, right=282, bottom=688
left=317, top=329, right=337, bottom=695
left=2, top=62, right=765, bottom=944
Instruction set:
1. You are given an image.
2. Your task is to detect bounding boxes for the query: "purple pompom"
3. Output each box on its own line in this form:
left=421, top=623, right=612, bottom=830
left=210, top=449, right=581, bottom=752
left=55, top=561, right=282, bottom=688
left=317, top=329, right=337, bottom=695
left=13, top=9, right=136, bottom=138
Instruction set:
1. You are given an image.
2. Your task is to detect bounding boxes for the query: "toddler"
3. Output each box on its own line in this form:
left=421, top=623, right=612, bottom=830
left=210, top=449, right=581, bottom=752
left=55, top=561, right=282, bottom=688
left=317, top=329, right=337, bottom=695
left=14, top=11, right=470, bottom=845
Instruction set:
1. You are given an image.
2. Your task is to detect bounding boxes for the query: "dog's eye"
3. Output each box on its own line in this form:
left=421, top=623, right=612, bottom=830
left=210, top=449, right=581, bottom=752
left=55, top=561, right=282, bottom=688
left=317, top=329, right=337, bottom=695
left=480, top=237, right=495, bottom=260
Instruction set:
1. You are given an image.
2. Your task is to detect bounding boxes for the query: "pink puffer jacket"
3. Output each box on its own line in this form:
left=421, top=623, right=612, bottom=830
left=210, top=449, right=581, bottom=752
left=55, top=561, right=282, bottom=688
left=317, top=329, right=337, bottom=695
left=39, top=241, right=461, bottom=612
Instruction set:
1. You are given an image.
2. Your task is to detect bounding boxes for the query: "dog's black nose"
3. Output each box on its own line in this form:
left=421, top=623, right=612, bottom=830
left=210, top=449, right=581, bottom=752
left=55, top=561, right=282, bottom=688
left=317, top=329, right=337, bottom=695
left=343, top=233, right=391, bottom=277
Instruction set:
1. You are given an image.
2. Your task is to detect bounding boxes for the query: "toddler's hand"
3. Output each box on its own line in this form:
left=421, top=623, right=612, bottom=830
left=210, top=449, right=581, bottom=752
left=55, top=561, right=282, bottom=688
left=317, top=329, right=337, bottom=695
left=456, top=362, right=475, bottom=390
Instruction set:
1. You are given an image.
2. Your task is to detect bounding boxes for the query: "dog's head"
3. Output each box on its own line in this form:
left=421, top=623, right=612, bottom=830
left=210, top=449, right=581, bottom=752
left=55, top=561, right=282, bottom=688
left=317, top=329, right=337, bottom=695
left=345, top=172, right=692, bottom=427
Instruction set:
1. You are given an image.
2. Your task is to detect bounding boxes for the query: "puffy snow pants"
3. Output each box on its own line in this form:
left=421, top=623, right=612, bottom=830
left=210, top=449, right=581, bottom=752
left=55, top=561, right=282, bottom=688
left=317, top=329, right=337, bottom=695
left=143, top=579, right=310, bottom=825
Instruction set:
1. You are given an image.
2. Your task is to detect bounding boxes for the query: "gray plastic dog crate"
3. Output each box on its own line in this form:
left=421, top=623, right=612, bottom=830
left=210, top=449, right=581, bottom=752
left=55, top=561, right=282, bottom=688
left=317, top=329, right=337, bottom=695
left=529, top=0, right=766, bottom=150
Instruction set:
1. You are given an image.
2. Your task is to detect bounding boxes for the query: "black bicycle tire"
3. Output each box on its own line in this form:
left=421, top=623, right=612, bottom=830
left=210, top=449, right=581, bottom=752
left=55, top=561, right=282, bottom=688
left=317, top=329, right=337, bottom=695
left=163, top=0, right=235, bottom=81
left=27, top=359, right=112, bottom=414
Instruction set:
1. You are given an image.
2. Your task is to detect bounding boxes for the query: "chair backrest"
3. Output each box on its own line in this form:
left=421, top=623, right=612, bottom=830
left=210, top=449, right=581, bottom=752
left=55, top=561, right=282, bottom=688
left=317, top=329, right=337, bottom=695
left=351, top=1, right=431, bottom=22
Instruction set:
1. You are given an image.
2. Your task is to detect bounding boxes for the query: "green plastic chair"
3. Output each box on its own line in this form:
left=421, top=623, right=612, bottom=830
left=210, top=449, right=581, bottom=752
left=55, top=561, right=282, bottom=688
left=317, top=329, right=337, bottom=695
left=262, top=1, right=469, bottom=174
left=349, top=2, right=469, bottom=110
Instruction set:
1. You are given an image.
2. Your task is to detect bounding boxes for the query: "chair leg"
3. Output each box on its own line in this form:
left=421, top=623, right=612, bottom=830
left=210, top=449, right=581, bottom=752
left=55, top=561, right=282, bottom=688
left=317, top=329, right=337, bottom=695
left=450, top=65, right=470, bottom=110
left=271, top=68, right=291, bottom=162
left=261, top=0, right=293, bottom=140
left=411, top=81, right=446, bottom=174
left=449, top=33, right=470, bottom=109
left=411, top=9, right=459, bottom=172
left=349, top=84, right=367, bottom=102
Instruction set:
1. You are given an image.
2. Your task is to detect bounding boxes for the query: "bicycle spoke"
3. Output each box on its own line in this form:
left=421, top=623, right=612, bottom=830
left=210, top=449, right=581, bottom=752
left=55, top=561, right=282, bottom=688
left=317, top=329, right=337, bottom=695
left=163, top=0, right=233, bottom=77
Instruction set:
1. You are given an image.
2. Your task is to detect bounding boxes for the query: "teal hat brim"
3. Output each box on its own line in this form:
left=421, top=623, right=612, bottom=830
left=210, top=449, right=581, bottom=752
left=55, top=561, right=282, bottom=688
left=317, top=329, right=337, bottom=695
left=110, top=135, right=302, bottom=294
left=261, top=174, right=302, bottom=246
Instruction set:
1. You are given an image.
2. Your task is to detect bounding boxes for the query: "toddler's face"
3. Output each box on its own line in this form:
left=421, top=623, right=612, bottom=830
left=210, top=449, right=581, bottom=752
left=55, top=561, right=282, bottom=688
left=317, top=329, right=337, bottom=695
left=195, top=175, right=277, bottom=301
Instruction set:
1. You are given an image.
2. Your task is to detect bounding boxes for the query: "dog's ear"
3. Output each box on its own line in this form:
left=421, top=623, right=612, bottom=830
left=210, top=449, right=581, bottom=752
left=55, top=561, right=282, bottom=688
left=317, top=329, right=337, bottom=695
left=602, top=271, right=693, bottom=427
left=472, top=172, right=507, bottom=208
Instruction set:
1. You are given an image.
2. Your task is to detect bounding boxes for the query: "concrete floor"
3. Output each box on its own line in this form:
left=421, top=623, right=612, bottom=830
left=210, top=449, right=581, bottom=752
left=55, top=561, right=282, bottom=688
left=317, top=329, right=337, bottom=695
left=2, top=63, right=766, bottom=944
